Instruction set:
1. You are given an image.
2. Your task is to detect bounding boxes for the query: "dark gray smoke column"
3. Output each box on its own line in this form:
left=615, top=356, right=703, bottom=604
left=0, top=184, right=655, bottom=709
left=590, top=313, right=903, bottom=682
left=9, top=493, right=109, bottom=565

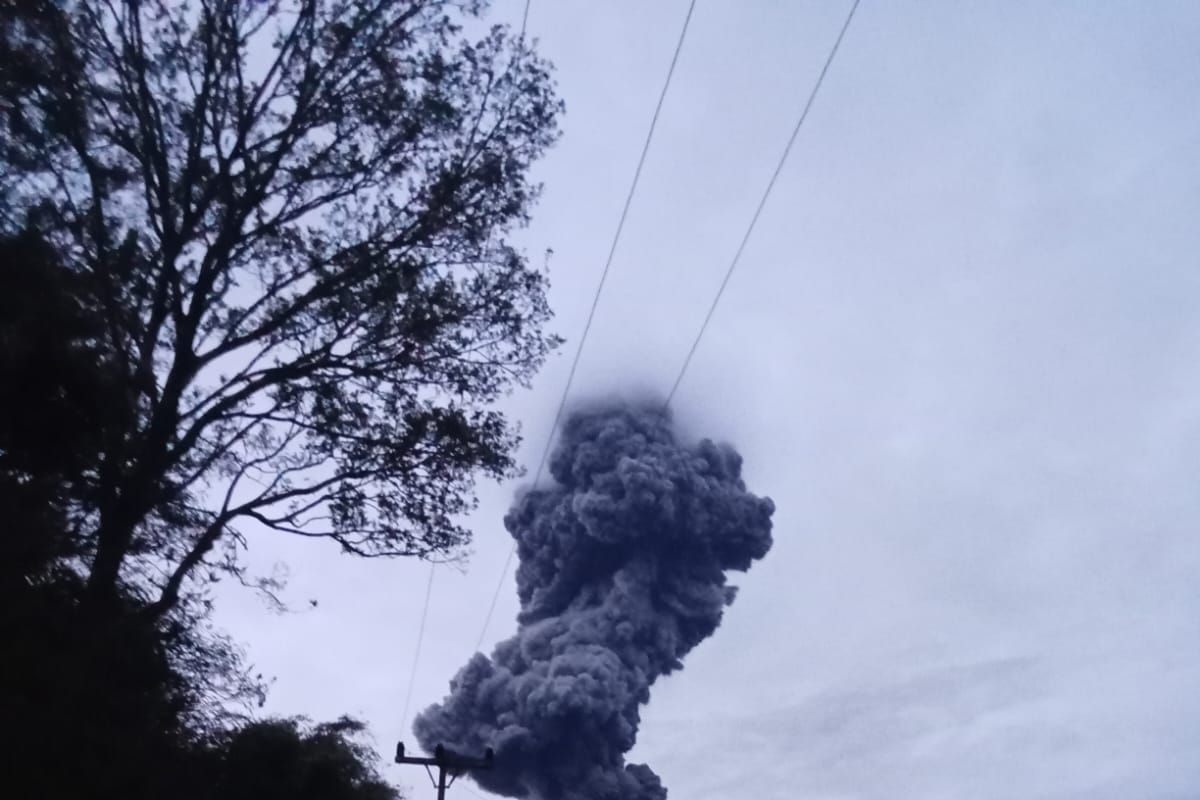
left=414, top=402, right=775, bottom=800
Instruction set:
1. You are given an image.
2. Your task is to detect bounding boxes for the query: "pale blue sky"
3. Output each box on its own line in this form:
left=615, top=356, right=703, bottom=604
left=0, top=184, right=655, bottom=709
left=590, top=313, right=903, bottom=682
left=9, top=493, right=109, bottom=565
left=217, top=2, right=1200, bottom=797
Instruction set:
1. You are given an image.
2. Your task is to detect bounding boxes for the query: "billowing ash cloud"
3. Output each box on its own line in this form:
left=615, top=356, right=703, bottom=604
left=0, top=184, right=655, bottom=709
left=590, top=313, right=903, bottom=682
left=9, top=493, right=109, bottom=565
left=414, top=401, right=775, bottom=800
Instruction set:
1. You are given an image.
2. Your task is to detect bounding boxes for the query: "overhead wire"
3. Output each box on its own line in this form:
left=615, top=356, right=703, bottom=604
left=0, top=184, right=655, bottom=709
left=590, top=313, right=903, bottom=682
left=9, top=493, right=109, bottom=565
left=472, top=0, right=700, bottom=653
left=396, top=0, right=538, bottom=739
left=412, top=0, right=859, bottom=701
left=663, top=0, right=861, bottom=407
left=399, top=562, right=436, bottom=734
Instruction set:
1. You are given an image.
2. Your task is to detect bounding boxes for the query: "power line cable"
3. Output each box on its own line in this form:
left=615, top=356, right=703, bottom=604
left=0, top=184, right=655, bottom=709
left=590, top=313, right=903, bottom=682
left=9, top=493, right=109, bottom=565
left=473, top=0, right=699, bottom=653
left=397, top=0, right=538, bottom=736
left=399, top=562, right=436, bottom=734
left=663, top=0, right=861, bottom=407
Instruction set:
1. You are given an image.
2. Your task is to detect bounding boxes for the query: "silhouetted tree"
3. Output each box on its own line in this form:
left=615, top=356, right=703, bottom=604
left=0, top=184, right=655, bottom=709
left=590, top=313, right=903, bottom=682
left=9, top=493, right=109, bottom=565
left=0, top=232, right=129, bottom=583
left=0, top=0, right=562, bottom=614
left=214, top=717, right=398, bottom=800
left=1, top=553, right=395, bottom=800
left=0, top=233, right=222, bottom=798
left=0, top=535, right=265, bottom=799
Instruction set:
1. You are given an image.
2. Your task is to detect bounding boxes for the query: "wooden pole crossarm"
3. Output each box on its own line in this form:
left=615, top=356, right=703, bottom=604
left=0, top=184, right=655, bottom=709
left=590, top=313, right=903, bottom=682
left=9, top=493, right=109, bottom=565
left=394, top=742, right=495, bottom=800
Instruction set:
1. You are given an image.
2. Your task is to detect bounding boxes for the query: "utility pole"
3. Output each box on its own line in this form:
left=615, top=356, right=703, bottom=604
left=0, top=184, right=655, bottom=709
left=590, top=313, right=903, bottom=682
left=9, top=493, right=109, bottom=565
left=395, top=741, right=495, bottom=800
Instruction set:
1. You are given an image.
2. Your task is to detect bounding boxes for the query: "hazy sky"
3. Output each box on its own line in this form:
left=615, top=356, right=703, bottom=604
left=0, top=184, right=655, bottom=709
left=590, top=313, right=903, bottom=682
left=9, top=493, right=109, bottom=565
left=215, top=2, right=1200, bottom=797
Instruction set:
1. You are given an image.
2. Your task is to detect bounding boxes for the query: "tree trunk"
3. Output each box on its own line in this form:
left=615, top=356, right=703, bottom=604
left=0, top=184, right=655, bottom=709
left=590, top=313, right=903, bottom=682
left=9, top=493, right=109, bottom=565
left=87, top=507, right=136, bottom=607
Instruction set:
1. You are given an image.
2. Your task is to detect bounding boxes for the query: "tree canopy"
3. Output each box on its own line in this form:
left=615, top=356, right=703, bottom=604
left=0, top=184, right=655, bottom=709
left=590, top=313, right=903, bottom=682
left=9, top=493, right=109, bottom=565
left=0, top=0, right=563, bottom=614
left=1, top=560, right=398, bottom=800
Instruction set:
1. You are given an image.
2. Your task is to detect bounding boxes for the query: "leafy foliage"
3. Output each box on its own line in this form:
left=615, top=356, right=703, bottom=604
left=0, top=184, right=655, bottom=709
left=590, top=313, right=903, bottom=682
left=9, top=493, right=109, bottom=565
left=0, top=0, right=562, bottom=613
left=0, top=232, right=125, bottom=578
left=216, top=717, right=398, bottom=800
left=1, top=566, right=396, bottom=800
left=0, top=547, right=261, bottom=799
left=1, top=2, right=561, bottom=795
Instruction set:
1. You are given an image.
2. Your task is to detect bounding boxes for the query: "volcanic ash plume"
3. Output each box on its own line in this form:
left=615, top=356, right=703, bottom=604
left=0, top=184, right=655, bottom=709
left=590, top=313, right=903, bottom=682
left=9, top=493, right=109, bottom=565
left=414, top=402, right=775, bottom=800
